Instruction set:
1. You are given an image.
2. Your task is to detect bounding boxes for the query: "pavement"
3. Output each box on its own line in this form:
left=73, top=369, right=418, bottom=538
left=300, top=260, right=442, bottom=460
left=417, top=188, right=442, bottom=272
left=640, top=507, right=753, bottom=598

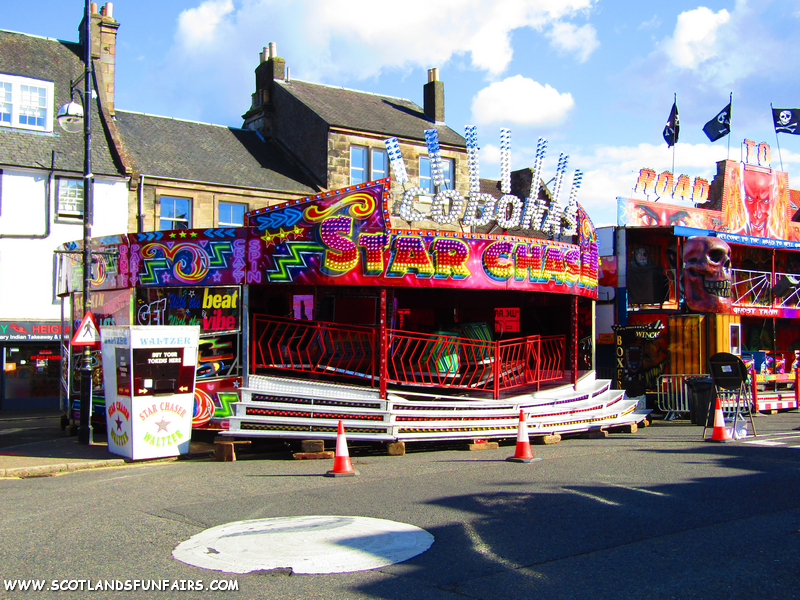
left=0, top=410, right=216, bottom=478
left=2, top=407, right=800, bottom=479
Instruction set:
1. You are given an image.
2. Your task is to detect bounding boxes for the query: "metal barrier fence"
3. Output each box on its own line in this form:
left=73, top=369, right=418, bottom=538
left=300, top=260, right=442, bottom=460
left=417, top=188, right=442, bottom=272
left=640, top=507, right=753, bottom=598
left=385, top=330, right=565, bottom=398
left=250, top=314, right=565, bottom=399
left=657, top=373, right=754, bottom=419
left=656, top=374, right=707, bottom=416
left=251, top=315, right=377, bottom=385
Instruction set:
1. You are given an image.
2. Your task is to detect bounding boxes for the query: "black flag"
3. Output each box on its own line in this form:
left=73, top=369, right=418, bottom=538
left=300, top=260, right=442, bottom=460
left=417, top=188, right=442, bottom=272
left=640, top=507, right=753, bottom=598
left=703, top=102, right=731, bottom=142
left=773, top=108, right=800, bottom=134
left=663, top=101, right=679, bottom=147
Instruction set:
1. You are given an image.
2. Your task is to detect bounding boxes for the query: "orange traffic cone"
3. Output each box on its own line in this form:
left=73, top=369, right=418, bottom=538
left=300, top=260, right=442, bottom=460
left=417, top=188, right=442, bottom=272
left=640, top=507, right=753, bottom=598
left=507, top=410, right=542, bottom=463
left=325, top=421, right=359, bottom=477
left=708, top=398, right=732, bottom=442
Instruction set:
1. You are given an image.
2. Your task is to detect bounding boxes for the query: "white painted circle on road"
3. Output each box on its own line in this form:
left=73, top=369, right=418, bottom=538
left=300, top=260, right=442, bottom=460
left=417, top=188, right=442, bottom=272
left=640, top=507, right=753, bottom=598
left=173, top=515, right=434, bottom=574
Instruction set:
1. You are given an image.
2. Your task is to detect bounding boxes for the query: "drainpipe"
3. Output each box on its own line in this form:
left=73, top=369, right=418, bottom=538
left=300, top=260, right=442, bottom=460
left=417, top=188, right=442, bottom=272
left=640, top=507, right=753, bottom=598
left=137, top=174, right=145, bottom=233
left=0, top=151, right=55, bottom=239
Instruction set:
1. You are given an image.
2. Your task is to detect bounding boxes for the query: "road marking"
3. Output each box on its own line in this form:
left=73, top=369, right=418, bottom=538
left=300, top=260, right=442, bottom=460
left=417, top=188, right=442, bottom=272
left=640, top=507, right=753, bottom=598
left=173, top=516, right=433, bottom=574
left=462, top=520, right=523, bottom=569
left=610, top=484, right=669, bottom=497
left=561, top=487, right=620, bottom=506
left=744, top=440, right=786, bottom=446
left=742, top=433, right=800, bottom=447
left=0, top=428, right=25, bottom=436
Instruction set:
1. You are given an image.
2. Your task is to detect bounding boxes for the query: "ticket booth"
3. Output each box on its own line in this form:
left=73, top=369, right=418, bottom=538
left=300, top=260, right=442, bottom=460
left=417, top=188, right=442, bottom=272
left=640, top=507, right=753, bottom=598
left=100, top=326, right=200, bottom=460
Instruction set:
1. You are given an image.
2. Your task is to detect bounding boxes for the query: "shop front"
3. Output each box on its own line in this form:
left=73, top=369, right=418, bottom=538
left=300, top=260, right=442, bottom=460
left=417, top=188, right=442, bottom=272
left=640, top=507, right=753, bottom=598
left=0, top=320, right=67, bottom=411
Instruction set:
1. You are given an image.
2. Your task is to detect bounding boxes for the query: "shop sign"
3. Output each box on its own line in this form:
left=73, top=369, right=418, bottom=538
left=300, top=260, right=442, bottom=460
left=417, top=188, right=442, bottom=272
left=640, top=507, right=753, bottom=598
left=135, top=287, right=241, bottom=333
left=0, top=321, right=68, bottom=342
left=494, top=307, right=520, bottom=334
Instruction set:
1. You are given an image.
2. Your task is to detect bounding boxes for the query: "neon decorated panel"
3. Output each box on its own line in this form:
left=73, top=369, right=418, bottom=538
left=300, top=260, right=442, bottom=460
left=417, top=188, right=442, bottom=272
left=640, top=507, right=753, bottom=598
left=249, top=180, right=598, bottom=297
left=58, top=181, right=598, bottom=298
left=130, top=228, right=251, bottom=287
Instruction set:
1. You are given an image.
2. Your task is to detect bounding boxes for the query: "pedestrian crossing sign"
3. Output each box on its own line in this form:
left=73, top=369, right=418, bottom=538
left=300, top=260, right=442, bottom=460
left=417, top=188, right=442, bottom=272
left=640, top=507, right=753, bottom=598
left=71, top=311, right=100, bottom=346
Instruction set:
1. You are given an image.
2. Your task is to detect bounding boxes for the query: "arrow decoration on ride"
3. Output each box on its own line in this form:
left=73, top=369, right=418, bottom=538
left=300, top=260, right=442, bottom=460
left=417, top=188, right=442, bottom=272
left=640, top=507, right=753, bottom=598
left=203, top=228, right=236, bottom=238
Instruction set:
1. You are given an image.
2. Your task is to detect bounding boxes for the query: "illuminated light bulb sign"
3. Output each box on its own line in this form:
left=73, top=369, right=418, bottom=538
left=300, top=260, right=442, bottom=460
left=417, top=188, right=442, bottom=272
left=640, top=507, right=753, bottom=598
left=743, top=139, right=771, bottom=167
left=387, top=127, right=582, bottom=236
left=634, top=168, right=710, bottom=203
left=319, top=216, right=358, bottom=274
left=310, top=211, right=596, bottom=290
left=387, top=236, right=436, bottom=278
left=432, top=238, right=470, bottom=279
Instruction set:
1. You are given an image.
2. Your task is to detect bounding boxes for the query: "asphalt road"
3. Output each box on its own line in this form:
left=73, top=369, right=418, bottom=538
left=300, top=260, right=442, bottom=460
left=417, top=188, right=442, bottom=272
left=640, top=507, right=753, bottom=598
left=2, top=414, right=800, bottom=600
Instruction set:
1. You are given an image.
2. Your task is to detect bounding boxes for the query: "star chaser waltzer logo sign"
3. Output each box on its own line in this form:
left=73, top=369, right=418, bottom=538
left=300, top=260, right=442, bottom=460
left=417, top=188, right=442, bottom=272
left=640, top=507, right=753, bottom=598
left=385, top=127, right=583, bottom=237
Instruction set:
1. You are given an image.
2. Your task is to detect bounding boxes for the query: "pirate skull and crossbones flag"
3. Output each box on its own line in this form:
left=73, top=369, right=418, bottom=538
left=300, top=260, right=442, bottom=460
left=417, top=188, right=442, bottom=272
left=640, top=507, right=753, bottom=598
left=703, top=102, right=731, bottom=142
left=772, top=108, right=800, bottom=135
left=662, top=101, right=680, bottom=147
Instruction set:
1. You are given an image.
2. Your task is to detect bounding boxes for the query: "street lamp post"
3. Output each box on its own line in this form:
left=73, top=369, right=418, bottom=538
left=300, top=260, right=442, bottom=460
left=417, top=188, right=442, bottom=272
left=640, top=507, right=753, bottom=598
left=57, top=0, right=94, bottom=445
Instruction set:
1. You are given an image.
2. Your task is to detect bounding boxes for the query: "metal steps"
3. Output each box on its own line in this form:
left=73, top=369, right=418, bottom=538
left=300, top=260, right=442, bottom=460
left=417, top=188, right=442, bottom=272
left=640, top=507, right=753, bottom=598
left=224, top=373, right=648, bottom=443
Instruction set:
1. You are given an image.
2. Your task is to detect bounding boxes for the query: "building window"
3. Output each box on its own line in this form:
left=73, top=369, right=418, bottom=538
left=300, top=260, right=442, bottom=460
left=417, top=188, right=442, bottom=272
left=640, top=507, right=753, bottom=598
left=371, top=148, right=388, bottom=180
left=19, top=85, right=47, bottom=128
left=56, top=178, right=84, bottom=217
left=218, top=202, right=246, bottom=227
left=0, top=82, right=11, bottom=125
left=350, top=146, right=388, bottom=185
left=159, top=196, right=191, bottom=230
left=419, top=156, right=454, bottom=193
left=0, top=75, right=53, bottom=132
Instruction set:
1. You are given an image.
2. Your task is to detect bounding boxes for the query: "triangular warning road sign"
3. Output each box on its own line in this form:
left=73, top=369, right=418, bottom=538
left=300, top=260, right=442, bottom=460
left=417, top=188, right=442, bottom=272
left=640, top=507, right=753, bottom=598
left=71, top=311, right=100, bottom=346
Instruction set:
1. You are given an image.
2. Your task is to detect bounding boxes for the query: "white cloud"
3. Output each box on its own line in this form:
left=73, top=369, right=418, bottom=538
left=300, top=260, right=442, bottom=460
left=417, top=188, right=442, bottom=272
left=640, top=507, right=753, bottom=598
left=176, top=0, right=234, bottom=50
left=171, top=0, right=598, bottom=82
left=663, top=6, right=730, bottom=69
left=471, top=75, right=575, bottom=126
left=638, top=15, right=661, bottom=30
left=546, top=21, right=599, bottom=63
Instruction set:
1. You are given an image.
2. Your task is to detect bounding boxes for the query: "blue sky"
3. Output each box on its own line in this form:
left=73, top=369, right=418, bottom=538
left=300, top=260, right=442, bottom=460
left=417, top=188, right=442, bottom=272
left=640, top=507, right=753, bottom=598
left=7, top=0, right=800, bottom=226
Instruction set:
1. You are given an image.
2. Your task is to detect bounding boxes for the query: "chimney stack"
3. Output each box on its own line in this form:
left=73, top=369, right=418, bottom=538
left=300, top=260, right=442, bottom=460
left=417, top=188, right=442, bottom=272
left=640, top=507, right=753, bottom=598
left=243, top=42, right=286, bottom=135
left=80, top=3, right=119, bottom=115
left=424, top=67, right=445, bottom=124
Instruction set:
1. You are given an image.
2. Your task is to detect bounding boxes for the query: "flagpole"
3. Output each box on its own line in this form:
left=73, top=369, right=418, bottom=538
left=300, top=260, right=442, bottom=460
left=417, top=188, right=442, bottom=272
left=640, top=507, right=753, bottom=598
left=772, top=103, right=784, bottom=171
left=726, top=92, right=732, bottom=160
left=672, top=93, right=676, bottom=178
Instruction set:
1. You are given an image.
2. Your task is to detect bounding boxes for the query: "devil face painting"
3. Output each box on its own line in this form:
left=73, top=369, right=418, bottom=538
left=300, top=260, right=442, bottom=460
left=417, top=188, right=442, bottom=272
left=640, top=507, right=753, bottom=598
left=742, top=170, right=773, bottom=238
left=683, top=236, right=732, bottom=313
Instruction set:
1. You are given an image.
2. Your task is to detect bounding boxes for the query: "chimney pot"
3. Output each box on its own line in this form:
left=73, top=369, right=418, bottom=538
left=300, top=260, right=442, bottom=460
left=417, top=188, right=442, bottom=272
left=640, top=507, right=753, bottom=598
left=268, top=42, right=277, bottom=59
left=428, top=68, right=439, bottom=83
left=91, top=2, right=98, bottom=14
left=102, top=3, right=113, bottom=18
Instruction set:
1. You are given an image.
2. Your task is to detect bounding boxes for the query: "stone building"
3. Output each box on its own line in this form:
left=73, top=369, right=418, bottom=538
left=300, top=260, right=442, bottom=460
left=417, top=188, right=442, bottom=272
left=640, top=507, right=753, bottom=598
left=241, top=44, right=468, bottom=228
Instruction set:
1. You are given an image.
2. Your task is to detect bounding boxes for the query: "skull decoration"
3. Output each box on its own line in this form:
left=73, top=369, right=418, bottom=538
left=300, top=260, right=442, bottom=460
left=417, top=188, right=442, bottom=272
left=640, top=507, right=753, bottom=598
left=683, top=236, right=732, bottom=313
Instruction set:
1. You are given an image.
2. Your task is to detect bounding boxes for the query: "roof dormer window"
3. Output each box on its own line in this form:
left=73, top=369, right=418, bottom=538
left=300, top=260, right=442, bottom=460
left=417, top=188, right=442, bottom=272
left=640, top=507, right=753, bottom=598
left=0, top=75, right=54, bottom=132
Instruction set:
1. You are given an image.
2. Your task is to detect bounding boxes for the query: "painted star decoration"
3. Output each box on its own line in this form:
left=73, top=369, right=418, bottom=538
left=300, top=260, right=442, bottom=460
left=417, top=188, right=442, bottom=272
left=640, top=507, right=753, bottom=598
left=155, top=418, right=171, bottom=433
left=115, top=416, right=123, bottom=431
left=261, top=225, right=307, bottom=247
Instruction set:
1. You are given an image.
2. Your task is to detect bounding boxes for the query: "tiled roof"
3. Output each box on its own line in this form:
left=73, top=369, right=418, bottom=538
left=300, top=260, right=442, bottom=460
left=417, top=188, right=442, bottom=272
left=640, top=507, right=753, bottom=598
left=0, top=29, right=123, bottom=177
left=276, top=80, right=465, bottom=147
left=114, top=111, right=319, bottom=193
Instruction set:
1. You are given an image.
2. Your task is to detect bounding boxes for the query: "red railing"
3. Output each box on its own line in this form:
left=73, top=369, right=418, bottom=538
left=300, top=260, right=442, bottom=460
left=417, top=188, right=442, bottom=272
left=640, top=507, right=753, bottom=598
left=250, top=315, right=566, bottom=398
left=384, top=329, right=565, bottom=398
left=251, top=315, right=377, bottom=385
